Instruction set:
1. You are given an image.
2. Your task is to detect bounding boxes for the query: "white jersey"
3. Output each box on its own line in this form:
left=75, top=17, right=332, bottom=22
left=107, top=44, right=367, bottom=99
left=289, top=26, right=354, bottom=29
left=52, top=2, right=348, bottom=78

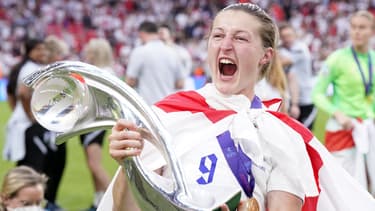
left=3, top=61, right=43, bottom=161
left=99, top=84, right=375, bottom=211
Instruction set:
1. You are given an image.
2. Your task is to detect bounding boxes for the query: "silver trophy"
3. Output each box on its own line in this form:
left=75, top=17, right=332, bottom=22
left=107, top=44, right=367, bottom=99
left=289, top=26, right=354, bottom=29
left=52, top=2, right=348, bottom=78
left=24, top=61, right=241, bottom=211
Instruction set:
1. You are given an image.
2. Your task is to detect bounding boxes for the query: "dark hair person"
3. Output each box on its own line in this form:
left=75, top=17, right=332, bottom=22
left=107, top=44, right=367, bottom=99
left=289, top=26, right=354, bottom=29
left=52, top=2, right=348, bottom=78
left=6, top=38, right=46, bottom=111
left=4, top=37, right=65, bottom=210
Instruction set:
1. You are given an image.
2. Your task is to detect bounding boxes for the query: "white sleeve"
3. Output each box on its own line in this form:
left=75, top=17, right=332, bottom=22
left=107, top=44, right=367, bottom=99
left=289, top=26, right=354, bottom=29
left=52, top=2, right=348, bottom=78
left=17, top=62, right=42, bottom=84
left=256, top=113, right=313, bottom=201
left=267, top=164, right=305, bottom=200
left=97, top=166, right=121, bottom=210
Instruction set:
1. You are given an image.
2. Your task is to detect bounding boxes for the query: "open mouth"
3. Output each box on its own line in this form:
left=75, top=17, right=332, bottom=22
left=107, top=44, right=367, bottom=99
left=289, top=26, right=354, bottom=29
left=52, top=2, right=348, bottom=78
left=219, top=58, right=237, bottom=76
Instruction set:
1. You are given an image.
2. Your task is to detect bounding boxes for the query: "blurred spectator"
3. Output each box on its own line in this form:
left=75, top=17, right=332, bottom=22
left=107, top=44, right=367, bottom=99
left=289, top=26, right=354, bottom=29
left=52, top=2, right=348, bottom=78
left=279, top=51, right=300, bottom=119
left=5, top=39, right=45, bottom=111
left=43, top=35, right=70, bottom=211
left=4, top=38, right=47, bottom=163
left=279, top=22, right=317, bottom=130
left=82, top=38, right=115, bottom=74
left=4, top=37, right=64, bottom=211
left=0, top=166, right=47, bottom=211
left=2, top=0, right=375, bottom=209
left=313, top=10, right=375, bottom=195
left=159, top=23, right=193, bottom=90
left=80, top=38, right=113, bottom=211
left=0, top=1, right=373, bottom=82
left=125, top=20, right=184, bottom=105
left=45, top=35, right=69, bottom=62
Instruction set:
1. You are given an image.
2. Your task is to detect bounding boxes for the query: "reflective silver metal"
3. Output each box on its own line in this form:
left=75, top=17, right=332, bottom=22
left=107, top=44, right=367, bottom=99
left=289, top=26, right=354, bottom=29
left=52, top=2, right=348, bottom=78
left=24, top=61, right=237, bottom=211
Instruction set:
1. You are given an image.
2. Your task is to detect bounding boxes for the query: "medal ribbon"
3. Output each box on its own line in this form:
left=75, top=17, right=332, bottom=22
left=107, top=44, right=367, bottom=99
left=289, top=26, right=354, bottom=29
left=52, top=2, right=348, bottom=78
left=217, top=131, right=255, bottom=197
left=351, top=47, right=373, bottom=96
left=216, top=96, right=262, bottom=197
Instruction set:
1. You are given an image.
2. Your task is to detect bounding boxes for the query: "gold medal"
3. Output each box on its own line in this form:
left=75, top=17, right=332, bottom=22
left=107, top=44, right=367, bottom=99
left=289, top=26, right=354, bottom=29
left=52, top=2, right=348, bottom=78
left=240, top=197, right=259, bottom=211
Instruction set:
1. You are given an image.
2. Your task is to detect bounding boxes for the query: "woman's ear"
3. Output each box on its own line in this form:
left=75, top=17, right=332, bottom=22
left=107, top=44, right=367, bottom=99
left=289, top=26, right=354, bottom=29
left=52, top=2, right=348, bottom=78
left=259, top=47, right=274, bottom=65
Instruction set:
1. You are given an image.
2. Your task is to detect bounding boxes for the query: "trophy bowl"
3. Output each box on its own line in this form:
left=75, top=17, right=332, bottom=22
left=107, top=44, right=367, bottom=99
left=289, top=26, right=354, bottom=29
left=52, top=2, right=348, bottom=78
left=23, top=61, right=241, bottom=211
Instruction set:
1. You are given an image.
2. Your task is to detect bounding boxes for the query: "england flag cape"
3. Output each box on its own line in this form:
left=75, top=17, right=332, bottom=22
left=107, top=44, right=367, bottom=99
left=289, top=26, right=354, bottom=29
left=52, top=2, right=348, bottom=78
left=98, top=84, right=375, bottom=211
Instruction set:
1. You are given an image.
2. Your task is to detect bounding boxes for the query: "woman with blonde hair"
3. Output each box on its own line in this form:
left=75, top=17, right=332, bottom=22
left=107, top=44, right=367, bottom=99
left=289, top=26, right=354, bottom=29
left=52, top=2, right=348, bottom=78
left=80, top=38, right=114, bottom=211
left=0, top=166, right=47, bottom=211
left=45, top=35, right=69, bottom=62
left=42, top=35, right=70, bottom=211
left=83, top=38, right=115, bottom=75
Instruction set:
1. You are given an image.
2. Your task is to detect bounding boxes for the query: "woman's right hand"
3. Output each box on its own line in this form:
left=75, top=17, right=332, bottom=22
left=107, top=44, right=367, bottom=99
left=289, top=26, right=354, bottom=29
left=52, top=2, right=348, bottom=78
left=333, top=111, right=354, bottom=130
left=108, top=119, right=144, bottom=164
left=289, top=104, right=300, bottom=119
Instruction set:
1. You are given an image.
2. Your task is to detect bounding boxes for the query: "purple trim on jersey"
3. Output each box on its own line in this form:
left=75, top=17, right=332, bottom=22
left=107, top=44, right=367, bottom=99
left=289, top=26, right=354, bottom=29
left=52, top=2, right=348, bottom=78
left=251, top=95, right=262, bottom=109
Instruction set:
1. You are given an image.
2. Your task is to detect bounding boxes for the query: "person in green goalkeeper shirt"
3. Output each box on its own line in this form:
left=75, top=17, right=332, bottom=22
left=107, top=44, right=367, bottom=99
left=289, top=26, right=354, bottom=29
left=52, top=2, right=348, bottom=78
left=312, top=10, right=375, bottom=195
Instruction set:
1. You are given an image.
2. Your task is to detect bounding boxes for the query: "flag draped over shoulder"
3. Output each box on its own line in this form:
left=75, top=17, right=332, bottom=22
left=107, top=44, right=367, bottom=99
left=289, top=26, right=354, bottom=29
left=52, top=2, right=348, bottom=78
left=155, top=88, right=375, bottom=211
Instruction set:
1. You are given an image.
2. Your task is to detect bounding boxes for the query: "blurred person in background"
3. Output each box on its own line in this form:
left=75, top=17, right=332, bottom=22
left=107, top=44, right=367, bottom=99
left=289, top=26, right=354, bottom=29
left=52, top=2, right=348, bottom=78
left=80, top=38, right=113, bottom=211
left=278, top=52, right=300, bottom=118
left=4, top=37, right=64, bottom=211
left=125, top=20, right=185, bottom=105
left=159, top=23, right=194, bottom=90
left=5, top=39, right=46, bottom=111
left=42, top=35, right=70, bottom=211
left=279, top=22, right=317, bottom=130
left=4, top=37, right=47, bottom=165
left=45, top=35, right=69, bottom=62
left=313, top=10, right=375, bottom=195
left=0, top=166, right=47, bottom=211
left=4, top=36, right=66, bottom=211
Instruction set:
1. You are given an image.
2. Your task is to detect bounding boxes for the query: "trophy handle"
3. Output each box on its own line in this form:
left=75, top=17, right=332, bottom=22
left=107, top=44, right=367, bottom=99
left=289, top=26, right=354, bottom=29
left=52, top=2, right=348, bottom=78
left=24, top=61, right=222, bottom=210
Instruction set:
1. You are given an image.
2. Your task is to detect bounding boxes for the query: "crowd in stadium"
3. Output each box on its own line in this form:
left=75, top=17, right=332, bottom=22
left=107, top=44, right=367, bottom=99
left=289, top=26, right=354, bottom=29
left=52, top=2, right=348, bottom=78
left=2, top=1, right=375, bottom=211
left=0, top=0, right=374, bottom=78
